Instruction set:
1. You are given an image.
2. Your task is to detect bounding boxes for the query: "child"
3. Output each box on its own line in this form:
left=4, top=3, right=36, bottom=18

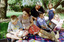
left=36, top=11, right=51, bottom=32
left=36, top=11, right=59, bottom=42
left=47, top=3, right=55, bottom=21
left=6, top=15, right=28, bottom=42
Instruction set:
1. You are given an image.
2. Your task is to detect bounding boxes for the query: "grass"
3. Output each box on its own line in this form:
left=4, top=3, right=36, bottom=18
left=0, top=12, right=64, bottom=39
left=6, top=11, right=23, bottom=17
left=0, top=22, right=8, bottom=39
left=0, top=12, right=23, bottom=39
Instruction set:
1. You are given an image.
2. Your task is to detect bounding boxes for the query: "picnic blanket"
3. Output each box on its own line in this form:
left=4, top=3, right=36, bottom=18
left=24, top=31, right=64, bottom=42
left=7, top=31, right=64, bottom=42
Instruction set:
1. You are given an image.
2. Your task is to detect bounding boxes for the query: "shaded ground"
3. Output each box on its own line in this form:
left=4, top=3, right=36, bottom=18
left=0, top=39, right=7, bottom=42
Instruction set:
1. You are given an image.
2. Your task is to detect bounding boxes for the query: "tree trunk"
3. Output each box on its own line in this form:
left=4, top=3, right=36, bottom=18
left=4, top=0, right=8, bottom=18
left=18, top=0, right=22, bottom=12
left=54, top=0, right=62, bottom=9
left=0, top=0, right=7, bottom=19
left=42, top=0, right=47, bottom=9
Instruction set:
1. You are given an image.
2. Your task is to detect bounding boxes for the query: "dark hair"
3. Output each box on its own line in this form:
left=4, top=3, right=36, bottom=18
left=22, top=8, right=31, bottom=16
left=48, top=3, right=53, bottom=6
left=38, top=11, right=43, bottom=16
left=22, top=8, right=30, bottom=14
left=11, top=15, right=17, bottom=20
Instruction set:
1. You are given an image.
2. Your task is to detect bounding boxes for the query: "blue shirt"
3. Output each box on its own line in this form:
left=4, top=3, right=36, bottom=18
left=36, top=17, right=47, bottom=27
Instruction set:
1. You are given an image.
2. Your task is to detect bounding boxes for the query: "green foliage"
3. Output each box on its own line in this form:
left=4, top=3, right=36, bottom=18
left=0, top=22, right=8, bottom=39
left=8, top=0, right=18, bottom=5
left=11, top=5, right=21, bottom=11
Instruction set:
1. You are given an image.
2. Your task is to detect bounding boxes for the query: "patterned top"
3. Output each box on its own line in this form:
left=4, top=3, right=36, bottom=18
left=7, top=21, right=23, bottom=32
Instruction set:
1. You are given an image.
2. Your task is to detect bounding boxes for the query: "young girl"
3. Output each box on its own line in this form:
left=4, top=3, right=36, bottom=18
left=47, top=3, right=55, bottom=21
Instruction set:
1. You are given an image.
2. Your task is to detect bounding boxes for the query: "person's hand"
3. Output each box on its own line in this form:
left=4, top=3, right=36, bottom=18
left=34, top=18, right=37, bottom=21
left=32, top=16, right=37, bottom=21
left=19, top=28, right=22, bottom=31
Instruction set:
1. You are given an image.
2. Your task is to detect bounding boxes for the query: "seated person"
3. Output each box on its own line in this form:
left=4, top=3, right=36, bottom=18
left=36, top=11, right=51, bottom=32
left=6, top=15, right=28, bottom=42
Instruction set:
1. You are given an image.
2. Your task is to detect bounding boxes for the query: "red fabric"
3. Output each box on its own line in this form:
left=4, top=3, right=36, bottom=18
left=28, top=24, right=40, bottom=35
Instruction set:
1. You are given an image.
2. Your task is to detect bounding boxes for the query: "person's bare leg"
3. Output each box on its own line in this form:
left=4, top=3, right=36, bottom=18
left=38, top=30, right=57, bottom=41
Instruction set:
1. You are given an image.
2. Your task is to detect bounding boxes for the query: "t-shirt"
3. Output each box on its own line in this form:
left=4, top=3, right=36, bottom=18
left=7, top=21, right=23, bottom=32
left=36, top=17, right=47, bottom=27
left=31, top=7, right=45, bottom=17
left=18, top=15, right=32, bottom=29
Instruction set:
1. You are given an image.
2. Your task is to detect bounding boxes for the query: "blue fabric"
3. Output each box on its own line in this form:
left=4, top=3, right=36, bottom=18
left=48, top=10, right=54, bottom=20
left=37, top=17, right=47, bottom=27
left=28, top=31, right=64, bottom=42
left=7, top=31, right=64, bottom=42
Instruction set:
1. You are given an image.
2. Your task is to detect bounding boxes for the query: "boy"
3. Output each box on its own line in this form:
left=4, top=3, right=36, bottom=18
left=36, top=11, right=59, bottom=42
left=47, top=3, right=55, bottom=21
left=6, top=15, right=28, bottom=42
left=36, top=11, right=51, bottom=32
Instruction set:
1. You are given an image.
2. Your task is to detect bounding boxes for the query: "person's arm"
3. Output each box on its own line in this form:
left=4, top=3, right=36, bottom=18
left=37, top=19, right=46, bottom=29
left=53, top=8, right=55, bottom=14
left=27, top=16, right=34, bottom=29
left=32, top=16, right=37, bottom=21
left=53, top=11, right=55, bottom=13
left=41, top=25, right=47, bottom=29
left=47, top=9, right=49, bottom=14
left=30, top=18, right=34, bottom=26
left=19, top=21, right=24, bottom=30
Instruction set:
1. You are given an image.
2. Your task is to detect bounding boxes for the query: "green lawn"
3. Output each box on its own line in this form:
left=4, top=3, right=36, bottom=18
left=6, top=11, right=23, bottom=17
left=0, top=12, right=64, bottom=39
left=0, top=12, right=23, bottom=39
left=0, top=22, right=8, bottom=39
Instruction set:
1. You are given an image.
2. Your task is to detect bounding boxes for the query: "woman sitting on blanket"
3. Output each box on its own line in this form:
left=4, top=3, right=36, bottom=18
left=18, top=8, right=34, bottom=39
left=18, top=8, right=33, bottom=30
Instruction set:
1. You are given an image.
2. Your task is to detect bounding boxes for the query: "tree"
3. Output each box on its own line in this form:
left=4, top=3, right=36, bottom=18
left=54, top=0, right=62, bottom=9
left=0, top=0, right=7, bottom=19
left=42, top=0, right=48, bottom=9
